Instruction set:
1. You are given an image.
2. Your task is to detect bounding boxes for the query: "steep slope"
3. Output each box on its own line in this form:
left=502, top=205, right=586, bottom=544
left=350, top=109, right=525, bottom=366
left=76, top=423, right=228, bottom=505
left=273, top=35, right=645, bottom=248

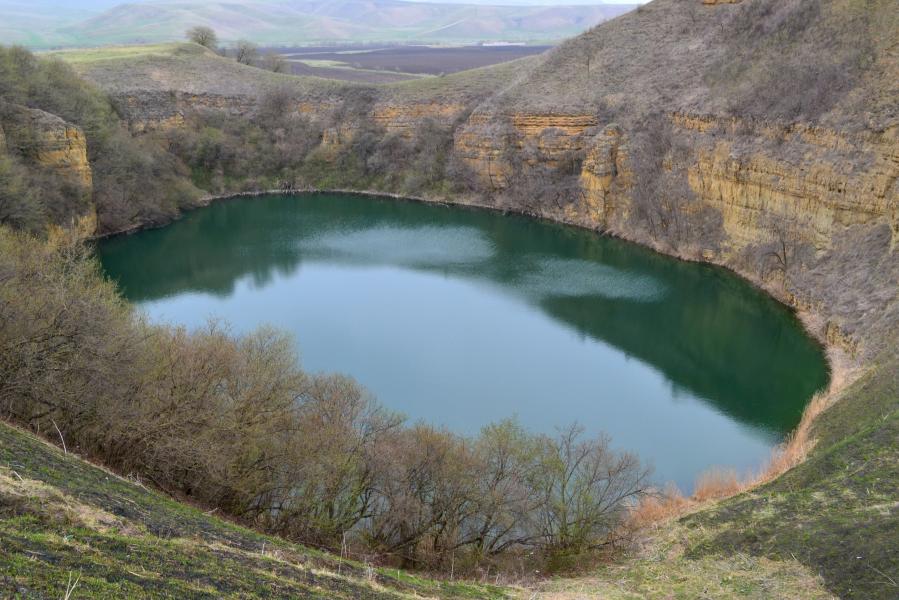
left=0, top=421, right=506, bottom=599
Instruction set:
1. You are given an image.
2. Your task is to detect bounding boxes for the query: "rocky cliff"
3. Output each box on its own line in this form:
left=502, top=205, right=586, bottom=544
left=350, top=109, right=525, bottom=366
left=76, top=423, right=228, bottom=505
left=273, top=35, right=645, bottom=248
left=35, top=113, right=92, bottom=191
left=67, top=0, right=897, bottom=356
left=0, top=104, right=96, bottom=232
left=3, top=105, right=93, bottom=189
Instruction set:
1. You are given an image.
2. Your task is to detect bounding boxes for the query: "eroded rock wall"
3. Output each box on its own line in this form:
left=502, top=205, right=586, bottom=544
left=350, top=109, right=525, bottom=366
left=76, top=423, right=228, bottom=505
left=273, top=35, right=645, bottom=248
left=21, top=107, right=93, bottom=189
left=0, top=105, right=96, bottom=234
left=452, top=108, right=897, bottom=254
left=672, top=114, right=898, bottom=252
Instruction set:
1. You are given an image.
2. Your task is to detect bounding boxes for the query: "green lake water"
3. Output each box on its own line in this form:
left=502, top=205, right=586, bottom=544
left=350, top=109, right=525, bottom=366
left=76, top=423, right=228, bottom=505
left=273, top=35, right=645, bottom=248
left=98, top=193, right=829, bottom=491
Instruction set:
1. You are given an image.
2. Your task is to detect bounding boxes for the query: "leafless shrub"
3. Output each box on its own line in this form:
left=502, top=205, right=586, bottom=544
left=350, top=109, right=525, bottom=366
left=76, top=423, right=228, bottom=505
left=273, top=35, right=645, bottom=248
left=627, top=113, right=722, bottom=252
left=0, top=229, right=648, bottom=575
left=234, top=41, right=259, bottom=66
left=260, top=53, right=288, bottom=74
left=743, top=212, right=816, bottom=289
left=186, top=26, right=218, bottom=50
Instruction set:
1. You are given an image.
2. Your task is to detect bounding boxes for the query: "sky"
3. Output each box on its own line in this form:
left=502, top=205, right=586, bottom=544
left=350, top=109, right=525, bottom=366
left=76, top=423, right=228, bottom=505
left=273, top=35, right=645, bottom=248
left=405, top=0, right=645, bottom=4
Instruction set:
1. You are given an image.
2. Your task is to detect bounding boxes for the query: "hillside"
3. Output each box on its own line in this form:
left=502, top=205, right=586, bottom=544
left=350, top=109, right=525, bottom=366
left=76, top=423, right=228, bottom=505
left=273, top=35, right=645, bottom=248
left=2, top=0, right=897, bottom=597
left=0, top=421, right=506, bottom=599
left=0, top=0, right=636, bottom=48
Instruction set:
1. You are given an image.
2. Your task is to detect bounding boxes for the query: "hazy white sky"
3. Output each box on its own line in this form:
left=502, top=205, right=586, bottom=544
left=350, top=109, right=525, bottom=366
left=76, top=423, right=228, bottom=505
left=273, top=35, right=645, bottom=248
left=405, top=0, right=645, bottom=4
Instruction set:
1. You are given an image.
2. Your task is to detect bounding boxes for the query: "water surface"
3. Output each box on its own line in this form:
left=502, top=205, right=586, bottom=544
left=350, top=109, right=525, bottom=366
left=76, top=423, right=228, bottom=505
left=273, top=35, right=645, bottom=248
left=99, top=193, right=829, bottom=490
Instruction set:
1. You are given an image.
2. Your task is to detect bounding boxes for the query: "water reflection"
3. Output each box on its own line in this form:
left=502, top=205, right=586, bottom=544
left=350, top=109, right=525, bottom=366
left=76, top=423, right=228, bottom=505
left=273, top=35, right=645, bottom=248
left=99, top=193, right=829, bottom=489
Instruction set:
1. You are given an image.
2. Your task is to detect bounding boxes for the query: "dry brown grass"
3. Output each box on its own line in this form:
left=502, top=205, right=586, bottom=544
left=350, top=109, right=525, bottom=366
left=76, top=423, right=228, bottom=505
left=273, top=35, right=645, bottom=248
left=627, top=361, right=851, bottom=531
left=692, top=468, right=743, bottom=503
left=0, top=467, right=130, bottom=534
left=626, top=484, right=692, bottom=530
left=757, top=391, right=833, bottom=482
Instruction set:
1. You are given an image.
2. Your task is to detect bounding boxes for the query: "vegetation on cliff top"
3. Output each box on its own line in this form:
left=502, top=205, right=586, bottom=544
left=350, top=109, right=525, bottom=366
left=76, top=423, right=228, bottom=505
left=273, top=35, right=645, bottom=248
left=0, top=45, right=203, bottom=233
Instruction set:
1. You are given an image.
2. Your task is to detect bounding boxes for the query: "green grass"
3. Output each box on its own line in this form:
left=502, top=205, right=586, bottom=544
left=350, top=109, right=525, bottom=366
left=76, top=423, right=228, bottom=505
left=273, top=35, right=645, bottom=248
left=0, top=422, right=509, bottom=599
left=682, top=348, right=899, bottom=599
left=533, top=521, right=834, bottom=599
left=42, top=44, right=190, bottom=64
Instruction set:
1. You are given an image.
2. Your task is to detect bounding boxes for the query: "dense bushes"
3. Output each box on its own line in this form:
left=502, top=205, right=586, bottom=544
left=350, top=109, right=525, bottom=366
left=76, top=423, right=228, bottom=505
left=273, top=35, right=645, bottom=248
left=0, top=152, right=44, bottom=231
left=0, top=227, right=647, bottom=574
left=160, top=87, right=458, bottom=198
left=0, top=46, right=203, bottom=233
left=162, top=91, right=323, bottom=193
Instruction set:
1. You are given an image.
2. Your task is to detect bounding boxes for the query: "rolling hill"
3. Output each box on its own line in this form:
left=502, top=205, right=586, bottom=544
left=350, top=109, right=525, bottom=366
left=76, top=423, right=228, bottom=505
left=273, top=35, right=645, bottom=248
left=0, top=0, right=637, bottom=48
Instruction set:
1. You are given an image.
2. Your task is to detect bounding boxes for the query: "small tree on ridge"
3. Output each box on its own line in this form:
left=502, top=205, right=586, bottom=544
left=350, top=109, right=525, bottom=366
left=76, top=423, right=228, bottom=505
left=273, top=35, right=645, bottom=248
left=186, top=26, right=218, bottom=50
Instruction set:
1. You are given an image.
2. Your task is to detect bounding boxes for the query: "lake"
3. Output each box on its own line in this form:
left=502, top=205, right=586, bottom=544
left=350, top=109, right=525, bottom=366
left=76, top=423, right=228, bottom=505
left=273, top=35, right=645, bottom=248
left=98, top=192, right=829, bottom=491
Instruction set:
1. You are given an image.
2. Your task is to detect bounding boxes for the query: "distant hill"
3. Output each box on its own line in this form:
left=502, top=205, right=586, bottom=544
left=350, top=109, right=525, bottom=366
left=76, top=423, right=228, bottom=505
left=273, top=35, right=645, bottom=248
left=0, top=0, right=637, bottom=48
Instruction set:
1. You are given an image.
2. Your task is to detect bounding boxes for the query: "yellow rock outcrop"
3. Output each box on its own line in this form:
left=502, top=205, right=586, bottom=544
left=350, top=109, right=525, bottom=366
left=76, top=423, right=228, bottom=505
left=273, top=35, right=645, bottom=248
left=371, top=102, right=466, bottom=137
left=671, top=114, right=898, bottom=252
left=20, top=107, right=93, bottom=189
left=455, top=113, right=597, bottom=188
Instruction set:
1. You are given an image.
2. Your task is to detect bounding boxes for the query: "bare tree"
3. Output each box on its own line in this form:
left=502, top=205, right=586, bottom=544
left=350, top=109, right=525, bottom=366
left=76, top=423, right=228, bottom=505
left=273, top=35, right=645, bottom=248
left=528, top=425, right=648, bottom=555
left=753, top=212, right=815, bottom=288
left=261, top=53, right=289, bottom=74
left=234, top=40, right=259, bottom=66
left=186, top=26, right=218, bottom=50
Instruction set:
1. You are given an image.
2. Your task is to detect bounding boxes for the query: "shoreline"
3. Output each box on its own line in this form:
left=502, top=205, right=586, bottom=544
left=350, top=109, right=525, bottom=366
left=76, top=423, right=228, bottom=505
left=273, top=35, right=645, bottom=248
left=94, top=185, right=855, bottom=496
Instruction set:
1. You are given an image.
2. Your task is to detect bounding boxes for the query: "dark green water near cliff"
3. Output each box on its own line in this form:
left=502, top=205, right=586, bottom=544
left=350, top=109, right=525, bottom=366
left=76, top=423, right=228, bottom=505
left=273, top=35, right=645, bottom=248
left=98, top=192, right=829, bottom=490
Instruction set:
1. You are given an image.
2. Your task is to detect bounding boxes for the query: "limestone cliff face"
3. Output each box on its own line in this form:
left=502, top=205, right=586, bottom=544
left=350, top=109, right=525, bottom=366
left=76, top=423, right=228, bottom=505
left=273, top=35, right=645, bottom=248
left=21, top=107, right=93, bottom=189
left=0, top=105, right=96, bottom=234
left=371, top=102, right=467, bottom=137
left=112, top=91, right=259, bottom=132
left=454, top=108, right=897, bottom=256
left=30, top=108, right=96, bottom=234
left=670, top=114, right=898, bottom=252
left=455, top=113, right=597, bottom=187
left=579, top=124, right=629, bottom=226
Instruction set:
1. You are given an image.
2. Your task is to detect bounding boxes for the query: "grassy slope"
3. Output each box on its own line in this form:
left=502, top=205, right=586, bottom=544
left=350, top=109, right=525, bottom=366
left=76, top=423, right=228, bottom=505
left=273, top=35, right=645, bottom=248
left=0, top=422, right=507, bottom=599
left=49, top=44, right=353, bottom=97
left=51, top=42, right=539, bottom=106
left=685, top=348, right=899, bottom=599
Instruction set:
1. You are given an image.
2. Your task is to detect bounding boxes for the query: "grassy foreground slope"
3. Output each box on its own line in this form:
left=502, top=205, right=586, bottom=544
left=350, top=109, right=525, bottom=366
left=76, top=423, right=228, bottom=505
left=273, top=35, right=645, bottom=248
left=536, top=347, right=898, bottom=600
left=0, top=406, right=839, bottom=600
left=0, top=421, right=506, bottom=599
left=685, top=348, right=899, bottom=599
